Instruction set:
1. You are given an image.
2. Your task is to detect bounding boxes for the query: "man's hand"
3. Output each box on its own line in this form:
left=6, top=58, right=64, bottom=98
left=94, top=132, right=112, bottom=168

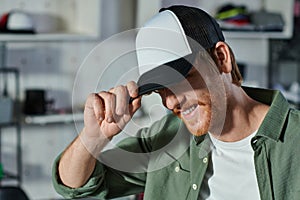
left=82, top=81, right=141, bottom=147
left=58, top=81, right=141, bottom=188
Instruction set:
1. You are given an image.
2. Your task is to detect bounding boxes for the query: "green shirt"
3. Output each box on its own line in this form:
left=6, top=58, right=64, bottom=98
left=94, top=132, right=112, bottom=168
left=52, top=87, right=300, bottom=199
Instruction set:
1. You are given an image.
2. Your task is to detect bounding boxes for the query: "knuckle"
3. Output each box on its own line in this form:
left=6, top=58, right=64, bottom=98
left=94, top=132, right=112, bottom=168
left=127, top=82, right=138, bottom=95
left=98, top=91, right=107, bottom=96
left=115, top=85, right=127, bottom=94
left=127, top=80, right=137, bottom=86
left=98, top=91, right=113, bottom=101
left=87, top=93, right=97, bottom=100
left=86, top=93, right=98, bottom=106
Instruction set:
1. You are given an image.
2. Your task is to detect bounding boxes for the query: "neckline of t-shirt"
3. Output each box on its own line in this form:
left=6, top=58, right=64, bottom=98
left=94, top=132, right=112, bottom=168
left=209, top=130, right=258, bottom=149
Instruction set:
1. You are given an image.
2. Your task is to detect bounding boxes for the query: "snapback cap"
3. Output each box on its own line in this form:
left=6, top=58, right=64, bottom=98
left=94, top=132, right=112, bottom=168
left=134, top=5, right=225, bottom=100
left=0, top=10, right=35, bottom=33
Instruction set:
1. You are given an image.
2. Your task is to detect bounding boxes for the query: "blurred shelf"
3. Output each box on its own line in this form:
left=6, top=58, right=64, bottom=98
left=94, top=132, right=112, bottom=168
left=0, top=33, right=100, bottom=42
left=223, top=30, right=292, bottom=39
left=0, top=0, right=101, bottom=42
left=24, top=112, right=84, bottom=125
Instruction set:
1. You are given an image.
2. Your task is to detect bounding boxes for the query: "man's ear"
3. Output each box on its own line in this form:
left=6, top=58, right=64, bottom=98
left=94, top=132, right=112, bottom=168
left=214, top=42, right=232, bottom=74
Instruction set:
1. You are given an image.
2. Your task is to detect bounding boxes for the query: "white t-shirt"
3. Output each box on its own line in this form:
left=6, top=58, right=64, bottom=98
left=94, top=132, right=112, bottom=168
left=199, top=131, right=260, bottom=200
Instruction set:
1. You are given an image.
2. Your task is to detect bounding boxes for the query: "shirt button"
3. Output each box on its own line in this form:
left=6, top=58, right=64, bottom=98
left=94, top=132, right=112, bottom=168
left=175, top=166, right=180, bottom=172
left=203, top=157, right=208, bottom=163
left=251, top=139, right=258, bottom=150
left=192, top=184, right=198, bottom=190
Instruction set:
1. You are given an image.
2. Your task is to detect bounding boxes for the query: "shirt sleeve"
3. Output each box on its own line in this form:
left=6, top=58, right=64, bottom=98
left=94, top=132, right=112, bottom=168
left=52, top=151, right=147, bottom=199
left=52, top=114, right=179, bottom=199
left=52, top=154, right=108, bottom=199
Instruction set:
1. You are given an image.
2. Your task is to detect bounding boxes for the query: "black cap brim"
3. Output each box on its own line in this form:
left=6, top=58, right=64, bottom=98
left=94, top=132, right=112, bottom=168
left=136, top=53, right=195, bottom=97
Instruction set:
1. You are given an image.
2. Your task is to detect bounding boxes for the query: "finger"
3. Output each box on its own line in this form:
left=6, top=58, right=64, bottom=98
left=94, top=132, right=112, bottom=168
left=114, top=85, right=129, bottom=116
left=127, top=81, right=139, bottom=99
left=127, top=81, right=139, bottom=104
left=98, top=91, right=116, bottom=123
left=92, top=93, right=105, bottom=122
left=84, top=93, right=105, bottom=126
left=126, top=81, right=141, bottom=115
left=85, top=93, right=96, bottom=110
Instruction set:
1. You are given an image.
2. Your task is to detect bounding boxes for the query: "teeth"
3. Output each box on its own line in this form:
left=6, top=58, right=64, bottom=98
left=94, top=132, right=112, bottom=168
left=182, top=105, right=197, bottom=115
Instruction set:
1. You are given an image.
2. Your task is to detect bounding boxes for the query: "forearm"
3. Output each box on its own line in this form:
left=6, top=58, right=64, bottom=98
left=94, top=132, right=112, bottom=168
left=58, top=129, right=109, bottom=188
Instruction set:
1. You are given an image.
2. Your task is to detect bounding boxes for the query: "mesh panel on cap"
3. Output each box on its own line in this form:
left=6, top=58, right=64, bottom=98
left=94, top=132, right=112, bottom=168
left=160, top=5, right=225, bottom=50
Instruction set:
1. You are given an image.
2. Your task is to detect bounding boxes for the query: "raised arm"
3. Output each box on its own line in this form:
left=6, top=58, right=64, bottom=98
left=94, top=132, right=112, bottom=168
left=57, top=81, right=141, bottom=188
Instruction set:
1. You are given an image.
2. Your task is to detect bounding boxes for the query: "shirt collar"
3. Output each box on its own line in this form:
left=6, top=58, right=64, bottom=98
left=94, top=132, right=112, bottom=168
left=192, top=134, right=213, bottom=158
left=242, top=87, right=290, bottom=142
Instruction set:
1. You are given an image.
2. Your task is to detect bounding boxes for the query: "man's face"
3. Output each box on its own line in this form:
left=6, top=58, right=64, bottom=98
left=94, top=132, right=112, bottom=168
left=157, top=67, right=212, bottom=136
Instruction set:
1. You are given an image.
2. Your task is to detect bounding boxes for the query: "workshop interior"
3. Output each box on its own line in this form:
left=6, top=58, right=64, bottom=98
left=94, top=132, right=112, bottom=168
left=0, top=0, right=299, bottom=199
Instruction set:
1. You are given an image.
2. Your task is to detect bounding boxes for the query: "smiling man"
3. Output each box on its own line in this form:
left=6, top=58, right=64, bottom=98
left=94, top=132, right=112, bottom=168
left=53, top=5, right=300, bottom=200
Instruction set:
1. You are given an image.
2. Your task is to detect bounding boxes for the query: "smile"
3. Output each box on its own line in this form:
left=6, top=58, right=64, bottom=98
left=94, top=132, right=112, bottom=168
left=182, top=104, right=198, bottom=116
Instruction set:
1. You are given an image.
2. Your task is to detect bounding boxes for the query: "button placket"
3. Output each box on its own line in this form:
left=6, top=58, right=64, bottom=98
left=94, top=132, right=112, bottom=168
left=190, top=137, right=211, bottom=198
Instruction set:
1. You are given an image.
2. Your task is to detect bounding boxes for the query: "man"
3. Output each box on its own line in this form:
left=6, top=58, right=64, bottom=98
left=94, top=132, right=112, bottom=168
left=53, top=5, right=300, bottom=200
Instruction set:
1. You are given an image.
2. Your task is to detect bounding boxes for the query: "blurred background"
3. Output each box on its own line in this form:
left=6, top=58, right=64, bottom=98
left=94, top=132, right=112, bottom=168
left=0, top=0, right=299, bottom=199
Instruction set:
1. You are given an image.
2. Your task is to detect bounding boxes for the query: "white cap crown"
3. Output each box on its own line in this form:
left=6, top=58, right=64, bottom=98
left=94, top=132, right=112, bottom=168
left=136, top=10, right=192, bottom=76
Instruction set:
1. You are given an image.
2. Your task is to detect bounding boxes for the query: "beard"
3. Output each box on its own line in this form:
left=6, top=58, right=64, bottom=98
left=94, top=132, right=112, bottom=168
left=174, top=101, right=212, bottom=137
